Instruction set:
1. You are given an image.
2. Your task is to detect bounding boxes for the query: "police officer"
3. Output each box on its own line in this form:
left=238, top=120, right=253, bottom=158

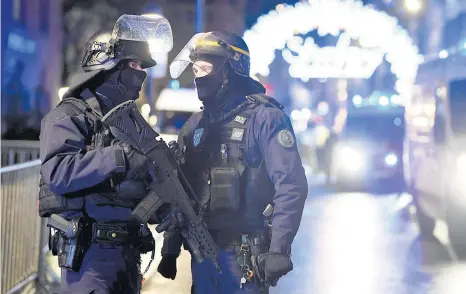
left=157, top=31, right=308, bottom=293
left=39, top=15, right=174, bottom=294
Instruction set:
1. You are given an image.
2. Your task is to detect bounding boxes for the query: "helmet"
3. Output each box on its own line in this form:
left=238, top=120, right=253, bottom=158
left=81, top=14, right=173, bottom=72
left=169, top=31, right=250, bottom=79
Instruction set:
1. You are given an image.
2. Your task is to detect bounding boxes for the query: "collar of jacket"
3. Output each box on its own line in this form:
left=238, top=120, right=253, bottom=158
left=203, top=77, right=267, bottom=120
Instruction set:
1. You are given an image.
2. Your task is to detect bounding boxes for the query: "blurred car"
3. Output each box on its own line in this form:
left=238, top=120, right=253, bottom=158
left=405, top=55, right=466, bottom=258
left=329, top=104, right=405, bottom=190
left=155, top=87, right=202, bottom=143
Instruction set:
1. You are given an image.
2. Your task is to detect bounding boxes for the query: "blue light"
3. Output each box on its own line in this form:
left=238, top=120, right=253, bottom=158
left=7, top=33, right=36, bottom=54
left=385, top=153, right=398, bottom=166
left=169, top=79, right=180, bottom=89
left=352, top=95, right=363, bottom=106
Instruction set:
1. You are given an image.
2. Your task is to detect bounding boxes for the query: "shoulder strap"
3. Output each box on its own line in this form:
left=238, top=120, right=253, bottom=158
left=59, top=97, right=100, bottom=123
left=246, top=93, right=284, bottom=110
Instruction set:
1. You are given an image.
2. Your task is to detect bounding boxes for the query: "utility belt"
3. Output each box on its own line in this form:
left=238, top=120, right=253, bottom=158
left=48, top=214, right=155, bottom=273
left=216, top=204, right=274, bottom=290
left=209, top=230, right=269, bottom=248
left=206, top=229, right=270, bottom=290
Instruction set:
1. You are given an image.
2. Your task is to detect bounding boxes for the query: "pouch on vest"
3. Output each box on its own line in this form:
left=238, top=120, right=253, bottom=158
left=209, top=167, right=241, bottom=213
left=39, top=176, right=66, bottom=217
left=38, top=175, right=84, bottom=217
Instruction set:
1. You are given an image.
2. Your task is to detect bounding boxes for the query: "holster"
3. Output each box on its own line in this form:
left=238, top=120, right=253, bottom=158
left=49, top=216, right=92, bottom=272
left=231, top=232, right=269, bottom=290
left=247, top=235, right=269, bottom=289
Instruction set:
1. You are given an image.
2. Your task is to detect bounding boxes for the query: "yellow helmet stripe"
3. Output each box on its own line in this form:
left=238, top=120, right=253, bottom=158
left=194, top=40, right=250, bottom=57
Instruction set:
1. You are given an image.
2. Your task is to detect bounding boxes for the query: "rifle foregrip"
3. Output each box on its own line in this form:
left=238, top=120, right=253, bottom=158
left=132, top=190, right=164, bottom=223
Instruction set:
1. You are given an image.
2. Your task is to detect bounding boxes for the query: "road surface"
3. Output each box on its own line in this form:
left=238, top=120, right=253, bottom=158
left=47, top=176, right=466, bottom=293
left=142, top=182, right=465, bottom=293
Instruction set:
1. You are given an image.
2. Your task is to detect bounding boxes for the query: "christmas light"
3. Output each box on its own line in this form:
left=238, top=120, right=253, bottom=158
left=352, top=95, right=363, bottom=106
left=379, top=96, right=389, bottom=106
left=404, top=0, right=422, bottom=14
left=438, top=50, right=449, bottom=59
left=243, top=0, right=421, bottom=98
left=282, top=33, right=385, bottom=79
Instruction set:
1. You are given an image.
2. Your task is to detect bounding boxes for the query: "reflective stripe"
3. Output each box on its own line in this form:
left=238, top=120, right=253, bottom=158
left=194, top=40, right=250, bottom=57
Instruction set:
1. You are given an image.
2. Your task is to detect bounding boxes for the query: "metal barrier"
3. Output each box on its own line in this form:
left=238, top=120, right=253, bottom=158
left=1, top=141, right=40, bottom=167
left=0, top=160, right=42, bottom=294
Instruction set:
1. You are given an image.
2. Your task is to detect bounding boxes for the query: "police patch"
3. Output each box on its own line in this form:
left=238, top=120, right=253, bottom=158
left=193, top=128, right=204, bottom=147
left=234, top=115, right=247, bottom=124
left=231, top=128, right=244, bottom=141
left=277, top=129, right=295, bottom=148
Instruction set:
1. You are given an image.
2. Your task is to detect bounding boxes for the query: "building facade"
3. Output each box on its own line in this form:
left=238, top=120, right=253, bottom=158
left=1, top=0, right=63, bottom=138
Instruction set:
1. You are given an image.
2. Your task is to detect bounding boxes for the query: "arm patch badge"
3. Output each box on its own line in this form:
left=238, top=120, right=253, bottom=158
left=234, top=115, right=247, bottom=124
left=277, top=129, right=295, bottom=148
left=231, top=128, right=245, bottom=141
left=193, top=128, right=204, bottom=147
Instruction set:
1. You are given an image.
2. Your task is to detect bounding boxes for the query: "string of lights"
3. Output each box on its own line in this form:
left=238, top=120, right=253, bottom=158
left=243, top=0, right=423, bottom=99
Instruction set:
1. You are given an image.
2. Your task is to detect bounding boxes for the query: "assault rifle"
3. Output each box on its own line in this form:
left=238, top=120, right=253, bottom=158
left=101, top=101, right=221, bottom=272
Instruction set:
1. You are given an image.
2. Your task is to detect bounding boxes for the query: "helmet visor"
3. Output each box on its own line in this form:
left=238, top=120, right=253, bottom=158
left=112, top=14, right=173, bottom=53
left=169, top=33, right=232, bottom=79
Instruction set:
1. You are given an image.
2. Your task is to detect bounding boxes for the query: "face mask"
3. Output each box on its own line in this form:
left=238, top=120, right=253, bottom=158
left=118, top=67, right=147, bottom=100
left=194, top=70, right=225, bottom=102
left=96, top=67, right=148, bottom=109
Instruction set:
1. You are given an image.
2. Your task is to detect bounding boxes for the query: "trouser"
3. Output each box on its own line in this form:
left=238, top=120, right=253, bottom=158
left=60, top=243, right=142, bottom=294
left=191, top=247, right=269, bottom=294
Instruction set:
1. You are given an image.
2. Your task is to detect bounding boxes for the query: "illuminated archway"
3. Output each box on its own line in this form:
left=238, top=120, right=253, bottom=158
left=243, top=0, right=423, bottom=98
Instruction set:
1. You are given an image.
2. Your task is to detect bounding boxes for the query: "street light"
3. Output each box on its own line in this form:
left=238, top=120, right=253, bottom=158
left=404, top=0, right=422, bottom=14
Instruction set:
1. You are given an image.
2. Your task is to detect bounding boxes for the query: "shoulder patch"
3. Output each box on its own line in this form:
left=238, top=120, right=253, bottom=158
left=277, top=129, right=295, bottom=148
left=234, top=115, right=247, bottom=124
left=231, top=128, right=245, bottom=141
left=193, top=128, right=204, bottom=147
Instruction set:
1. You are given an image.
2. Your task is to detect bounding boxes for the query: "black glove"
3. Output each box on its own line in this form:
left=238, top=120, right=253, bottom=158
left=112, top=140, right=148, bottom=180
left=256, top=252, right=293, bottom=287
left=139, top=225, right=155, bottom=254
left=157, top=254, right=178, bottom=280
left=156, top=207, right=187, bottom=233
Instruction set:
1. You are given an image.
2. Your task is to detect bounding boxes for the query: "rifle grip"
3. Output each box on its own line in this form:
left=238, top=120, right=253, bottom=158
left=132, top=190, right=164, bottom=223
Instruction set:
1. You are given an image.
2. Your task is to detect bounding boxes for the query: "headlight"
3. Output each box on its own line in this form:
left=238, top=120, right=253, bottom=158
left=384, top=153, right=398, bottom=167
left=338, top=146, right=364, bottom=171
left=456, top=154, right=466, bottom=173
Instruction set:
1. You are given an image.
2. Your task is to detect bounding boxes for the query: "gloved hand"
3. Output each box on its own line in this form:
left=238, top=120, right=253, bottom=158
left=112, top=140, right=148, bottom=180
left=156, top=207, right=187, bottom=233
left=157, top=254, right=178, bottom=280
left=256, top=252, right=293, bottom=287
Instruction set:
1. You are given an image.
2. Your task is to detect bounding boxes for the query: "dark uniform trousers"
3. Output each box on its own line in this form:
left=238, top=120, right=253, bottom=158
left=60, top=243, right=142, bottom=294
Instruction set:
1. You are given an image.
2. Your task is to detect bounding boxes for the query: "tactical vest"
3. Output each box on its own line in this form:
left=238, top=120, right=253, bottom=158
left=181, top=94, right=279, bottom=232
left=38, top=97, right=146, bottom=217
